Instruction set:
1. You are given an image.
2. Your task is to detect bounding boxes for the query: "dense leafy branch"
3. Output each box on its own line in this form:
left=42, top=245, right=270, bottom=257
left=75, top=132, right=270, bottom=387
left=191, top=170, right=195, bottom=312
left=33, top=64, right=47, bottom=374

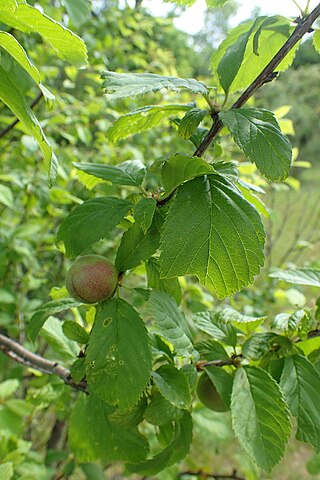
left=193, top=3, right=320, bottom=157
left=0, top=333, right=87, bottom=392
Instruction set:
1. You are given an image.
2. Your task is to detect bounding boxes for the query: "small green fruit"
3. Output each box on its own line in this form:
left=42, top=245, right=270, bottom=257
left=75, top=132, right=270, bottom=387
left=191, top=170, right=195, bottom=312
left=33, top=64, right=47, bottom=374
left=196, top=373, right=229, bottom=412
left=66, top=255, right=118, bottom=304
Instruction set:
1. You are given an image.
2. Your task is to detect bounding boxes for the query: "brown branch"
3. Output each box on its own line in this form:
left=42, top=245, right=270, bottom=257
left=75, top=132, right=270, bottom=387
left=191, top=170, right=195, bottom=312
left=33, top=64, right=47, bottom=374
left=178, top=469, right=244, bottom=480
left=194, top=4, right=320, bottom=158
left=195, top=354, right=242, bottom=370
left=0, top=91, right=44, bottom=139
left=0, top=333, right=87, bottom=393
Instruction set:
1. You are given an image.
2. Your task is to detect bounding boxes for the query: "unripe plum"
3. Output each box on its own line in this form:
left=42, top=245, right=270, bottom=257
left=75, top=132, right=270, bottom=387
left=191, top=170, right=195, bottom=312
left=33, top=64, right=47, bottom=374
left=66, top=255, right=118, bottom=304
left=196, top=373, right=229, bottom=412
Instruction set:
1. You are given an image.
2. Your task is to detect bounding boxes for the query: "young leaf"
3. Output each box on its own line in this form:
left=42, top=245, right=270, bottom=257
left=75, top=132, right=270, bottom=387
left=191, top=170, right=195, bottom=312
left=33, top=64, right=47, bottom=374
left=73, top=160, right=146, bottom=186
left=146, top=258, right=182, bottom=304
left=178, top=108, right=207, bottom=139
left=193, top=311, right=238, bottom=347
left=161, top=154, right=214, bottom=196
left=134, top=197, right=156, bottom=234
left=280, top=355, right=320, bottom=452
left=143, top=391, right=183, bottom=426
left=160, top=175, right=265, bottom=299
left=0, top=4, right=87, bottom=66
left=0, top=31, right=40, bottom=83
left=85, top=298, right=152, bottom=409
left=147, top=290, right=194, bottom=357
left=115, top=212, right=162, bottom=272
left=216, top=307, right=266, bottom=335
left=269, top=268, right=320, bottom=287
left=217, top=19, right=260, bottom=94
left=127, top=411, right=192, bottom=475
left=0, top=463, right=13, bottom=480
left=107, top=104, right=191, bottom=142
left=62, top=321, right=89, bottom=344
left=152, top=364, right=191, bottom=409
left=101, top=71, right=209, bottom=100
left=28, top=298, right=82, bottom=343
left=212, top=16, right=295, bottom=94
left=220, top=108, right=292, bottom=181
left=313, top=29, right=320, bottom=54
left=231, top=366, right=291, bottom=471
left=0, top=0, right=17, bottom=12
left=0, top=65, right=57, bottom=185
left=57, top=197, right=132, bottom=257
left=69, top=394, right=149, bottom=463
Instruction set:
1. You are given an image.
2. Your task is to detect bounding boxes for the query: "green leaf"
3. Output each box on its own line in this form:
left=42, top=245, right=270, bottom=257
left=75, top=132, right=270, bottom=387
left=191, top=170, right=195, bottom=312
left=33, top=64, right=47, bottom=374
left=0, top=65, right=57, bottom=185
left=0, top=184, right=14, bottom=209
left=195, top=339, right=229, bottom=361
left=313, top=30, right=320, bottom=54
left=242, top=332, right=280, bottom=360
left=178, top=108, right=207, bottom=139
left=0, top=463, right=13, bottom=480
left=143, top=391, right=183, bottom=426
left=160, top=175, right=265, bottom=299
left=211, top=17, right=295, bottom=94
left=107, top=104, right=191, bottom=142
left=85, top=298, right=152, bottom=409
left=193, top=311, right=238, bottom=347
left=0, top=31, right=40, bottom=83
left=57, top=196, right=132, bottom=257
left=161, top=154, right=214, bottom=196
left=280, top=355, right=320, bottom=452
left=62, top=321, right=89, bottom=344
left=69, top=394, right=149, bottom=463
left=134, top=197, right=156, bottom=234
left=152, top=364, right=191, bottom=409
left=102, top=71, right=209, bottom=100
left=217, top=20, right=259, bottom=94
left=0, top=4, right=87, bottom=66
left=220, top=108, right=292, bottom=181
left=237, top=183, right=269, bottom=218
left=64, top=0, right=91, bottom=27
left=41, top=316, right=79, bottom=361
left=115, top=212, right=162, bottom=272
left=127, top=411, right=192, bottom=475
left=205, top=0, right=229, bottom=6
left=231, top=366, right=291, bottom=471
left=70, top=357, right=86, bottom=383
left=216, top=307, right=266, bottom=335
left=146, top=258, right=182, bottom=304
left=269, top=268, right=320, bottom=287
left=73, top=160, right=146, bottom=187
left=204, top=365, right=234, bottom=408
left=147, top=290, right=194, bottom=357
left=0, top=0, right=17, bottom=12
left=272, top=309, right=313, bottom=334
left=0, top=379, right=19, bottom=400
left=28, top=298, right=81, bottom=343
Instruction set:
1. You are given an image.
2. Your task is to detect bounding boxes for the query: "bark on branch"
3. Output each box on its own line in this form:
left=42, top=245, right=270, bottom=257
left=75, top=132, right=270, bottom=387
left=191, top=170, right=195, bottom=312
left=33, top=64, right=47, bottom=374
left=0, top=333, right=87, bottom=393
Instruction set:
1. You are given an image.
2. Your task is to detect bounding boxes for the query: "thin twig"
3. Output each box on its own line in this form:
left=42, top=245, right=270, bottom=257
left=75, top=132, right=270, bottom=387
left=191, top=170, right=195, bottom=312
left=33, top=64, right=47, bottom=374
left=0, top=91, right=43, bottom=139
left=0, top=333, right=87, bottom=393
left=178, top=469, right=244, bottom=480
